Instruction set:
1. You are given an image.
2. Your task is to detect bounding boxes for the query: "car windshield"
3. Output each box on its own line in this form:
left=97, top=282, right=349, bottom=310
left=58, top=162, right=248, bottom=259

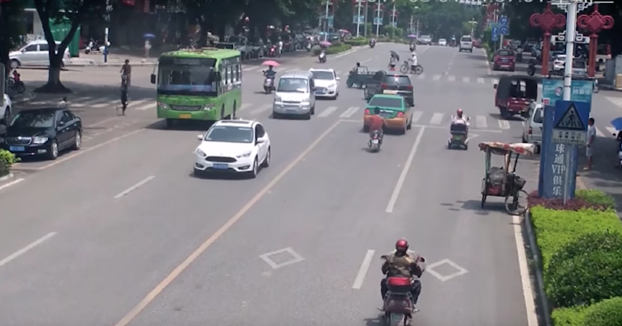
left=461, top=37, right=472, bottom=42
left=497, top=50, right=512, bottom=56
left=533, top=107, right=543, bottom=123
left=573, top=60, right=586, bottom=68
left=384, top=75, right=411, bottom=85
left=368, top=97, right=402, bottom=108
left=277, top=78, right=308, bottom=92
left=439, top=39, right=446, bottom=42
left=10, top=111, right=55, bottom=128
left=311, top=71, right=334, bottom=80
left=204, top=126, right=253, bottom=143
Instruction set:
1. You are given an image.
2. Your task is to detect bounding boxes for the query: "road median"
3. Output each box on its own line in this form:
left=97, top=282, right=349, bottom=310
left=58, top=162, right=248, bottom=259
left=524, top=189, right=622, bottom=326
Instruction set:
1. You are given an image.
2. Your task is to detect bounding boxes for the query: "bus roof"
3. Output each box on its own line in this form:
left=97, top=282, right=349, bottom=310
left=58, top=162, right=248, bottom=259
left=159, top=48, right=241, bottom=60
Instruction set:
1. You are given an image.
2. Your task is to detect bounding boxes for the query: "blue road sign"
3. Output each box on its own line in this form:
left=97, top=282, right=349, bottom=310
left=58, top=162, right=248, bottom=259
left=538, top=79, right=593, bottom=201
left=499, top=26, right=509, bottom=35
left=491, top=34, right=498, bottom=42
left=491, top=25, right=498, bottom=41
left=499, top=16, right=508, bottom=26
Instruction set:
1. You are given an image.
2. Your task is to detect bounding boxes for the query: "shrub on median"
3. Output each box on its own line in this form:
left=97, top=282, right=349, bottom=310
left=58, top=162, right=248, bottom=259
left=344, top=37, right=368, bottom=46
left=528, top=189, right=614, bottom=211
left=0, top=149, right=18, bottom=177
left=583, top=296, right=622, bottom=326
left=312, top=42, right=352, bottom=56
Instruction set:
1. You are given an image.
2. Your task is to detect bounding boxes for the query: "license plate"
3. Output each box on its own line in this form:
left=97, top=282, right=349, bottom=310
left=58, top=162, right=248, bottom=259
left=453, top=136, right=463, bottom=140
left=9, top=146, right=24, bottom=151
left=285, top=106, right=297, bottom=111
left=501, top=59, right=508, bottom=62
left=390, top=314, right=403, bottom=322
left=372, top=139, right=379, bottom=144
left=383, top=90, right=397, bottom=94
left=213, top=163, right=228, bottom=169
left=179, top=114, right=191, bottom=119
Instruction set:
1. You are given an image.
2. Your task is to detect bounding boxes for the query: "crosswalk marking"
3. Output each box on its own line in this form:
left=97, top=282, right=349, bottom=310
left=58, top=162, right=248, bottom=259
left=498, top=120, right=510, bottom=129
left=417, top=74, right=425, bottom=80
left=491, top=78, right=499, bottom=84
left=476, top=115, right=487, bottom=128
left=605, top=126, right=617, bottom=136
left=606, top=96, right=622, bottom=109
left=133, top=101, right=153, bottom=111
left=250, top=104, right=272, bottom=115
left=448, top=76, right=456, bottom=82
left=91, top=102, right=110, bottom=108
left=318, top=106, right=338, bottom=117
left=411, top=111, right=423, bottom=123
left=340, top=106, right=359, bottom=118
left=477, top=78, right=485, bottom=84
left=432, top=75, right=441, bottom=81
left=595, top=127, right=605, bottom=137
left=463, top=77, right=469, bottom=83
left=429, top=113, right=444, bottom=124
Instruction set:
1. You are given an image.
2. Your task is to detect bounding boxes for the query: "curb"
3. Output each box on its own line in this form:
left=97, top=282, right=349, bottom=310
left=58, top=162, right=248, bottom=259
left=600, top=84, right=622, bottom=92
left=0, top=173, right=14, bottom=182
left=523, top=210, right=552, bottom=326
left=66, top=61, right=157, bottom=67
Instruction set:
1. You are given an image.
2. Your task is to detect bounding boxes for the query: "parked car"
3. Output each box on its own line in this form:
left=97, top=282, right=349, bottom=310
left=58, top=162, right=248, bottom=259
left=1, top=107, right=82, bottom=160
left=1, top=94, right=11, bottom=124
left=492, top=49, right=516, bottom=71
left=9, top=40, right=69, bottom=68
left=522, top=101, right=543, bottom=153
left=473, top=39, right=482, bottom=48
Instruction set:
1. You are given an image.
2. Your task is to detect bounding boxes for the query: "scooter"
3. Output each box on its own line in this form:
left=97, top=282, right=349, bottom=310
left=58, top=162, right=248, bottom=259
left=306, top=43, right=312, bottom=52
left=369, top=40, right=376, bottom=48
left=263, top=71, right=275, bottom=94
left=593, top=79, right=599, bottom=93
left=368, top=130, right=382, bottom=152
left=319, top=51, right=326, bottom=63
left=527, top=60, right=536, bottom=76
left=268, top=45, right=277, bottom=57
left=8, top=71, right=25, bottom=93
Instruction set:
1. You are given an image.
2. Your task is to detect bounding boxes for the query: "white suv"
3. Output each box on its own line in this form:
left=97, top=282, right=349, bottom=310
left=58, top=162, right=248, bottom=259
left=459, top=36, right=473, bottom=52
left=9, top=40, right=69, bottom=68
left=1, top=94, right=11, bottom=124
left=522, top=102, right=543, bottom=153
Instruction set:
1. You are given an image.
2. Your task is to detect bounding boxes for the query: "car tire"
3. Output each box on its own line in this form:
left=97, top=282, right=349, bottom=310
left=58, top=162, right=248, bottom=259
left=522, top=135, right=527, bottom=143
left=193, top=168, right=204, bottom=178
left=261, top=147, right=271, bottom=168
left=272, top=111, right=280, bottom=119
left=71, top=130, right=82, bottom=150
left=47, top=139, right=59, bottom=160
left=248, top=157, right=258, bottom=179
left=311, top=105, right=315, bottom=115
left=165, top=119, right=173, bottom=129
left=363, top=125, right=369, bottom=133
left=2, top=106, right=10, bottom=124
left=303, top=112, right=311, bottom=120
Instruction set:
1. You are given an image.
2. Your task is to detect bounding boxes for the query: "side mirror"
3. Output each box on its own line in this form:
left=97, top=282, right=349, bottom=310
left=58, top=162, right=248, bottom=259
left=256, top=138, right=265, bottom=144
left=467, top=116, right=471, bottom=121
left=336, top=77, right=340, bottom=80
left=197, top=134, right=203, bottom=140
left=493, top=84, right=497, bottom=89
left=150, top=74, right=156, bottom=84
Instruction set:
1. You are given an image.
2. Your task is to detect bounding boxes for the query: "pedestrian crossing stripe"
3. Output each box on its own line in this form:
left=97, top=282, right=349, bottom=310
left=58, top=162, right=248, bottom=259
left=555, top=103, right=585, bottom=130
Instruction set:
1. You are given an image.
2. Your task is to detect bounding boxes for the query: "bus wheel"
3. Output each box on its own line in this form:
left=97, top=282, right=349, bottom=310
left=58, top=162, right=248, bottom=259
left=221, top=105, right=225, bottom=120
left=165, top=119, right=173, bottom=129
left=232, top=102, right=237, bottom=119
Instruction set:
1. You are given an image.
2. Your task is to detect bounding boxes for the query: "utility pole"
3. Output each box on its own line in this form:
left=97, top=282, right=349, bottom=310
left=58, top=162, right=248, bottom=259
left=375, top=3, right=381, bottom=37
left=323, top=0, right=330, bottom=41
left=499, top=2, right=505, bottom=47
left=562, top=0, right=577, bottom=101
left=104, top=0, right=112, bottom=63
left=409, top=15, right=413, bottom=33
left=364, top=0, right=368, bottom=38
left=355, top=0, right=362, bottom=37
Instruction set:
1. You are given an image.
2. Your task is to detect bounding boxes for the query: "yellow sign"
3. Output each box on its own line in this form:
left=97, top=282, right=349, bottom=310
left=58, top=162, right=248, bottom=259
left=179, top=114, right=192, bottom=119
left=383, top=90, right=397, bottom=94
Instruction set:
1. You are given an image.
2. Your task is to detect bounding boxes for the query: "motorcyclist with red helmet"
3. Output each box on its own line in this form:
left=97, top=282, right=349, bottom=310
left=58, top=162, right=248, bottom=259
left=380, top=239, right=425, bottom=312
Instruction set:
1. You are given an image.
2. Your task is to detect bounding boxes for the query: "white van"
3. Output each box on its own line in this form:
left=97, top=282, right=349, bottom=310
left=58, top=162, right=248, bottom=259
left=522, top=102, right=543, bottom=152
left=272, top=71, right=316, bottom=120
left=459, top=35, right=473, bottom=52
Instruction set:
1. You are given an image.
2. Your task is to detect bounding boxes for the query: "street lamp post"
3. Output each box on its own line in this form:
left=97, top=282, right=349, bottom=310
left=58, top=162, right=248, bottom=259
left=375, top=3, right=382, bottom=37
left=577, top=4, right=614, bottom=78
left=323, top=0, right=330, bottom=41
left=104, top=0, right=112, bottom=63
left=529, top=4, right=566, bottom=76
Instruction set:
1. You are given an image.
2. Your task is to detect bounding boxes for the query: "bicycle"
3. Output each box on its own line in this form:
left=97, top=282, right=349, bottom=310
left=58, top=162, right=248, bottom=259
left=117, top=76, right=129, bottom=115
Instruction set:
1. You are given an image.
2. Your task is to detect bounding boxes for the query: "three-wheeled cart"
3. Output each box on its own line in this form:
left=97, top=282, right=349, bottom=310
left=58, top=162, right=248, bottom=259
left=479, top=141, right=533, bottom=215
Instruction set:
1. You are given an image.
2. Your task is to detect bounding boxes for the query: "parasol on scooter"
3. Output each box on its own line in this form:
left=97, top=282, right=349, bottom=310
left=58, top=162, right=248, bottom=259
left=261, top=60, right=280, bottom=94
left=390, top=50, right=400, bottom=61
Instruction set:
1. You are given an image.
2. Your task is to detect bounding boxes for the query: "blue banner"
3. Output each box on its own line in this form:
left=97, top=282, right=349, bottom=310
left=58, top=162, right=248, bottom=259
left=373, top=17, right=383, bottom=25
left=352, top=15, right=364, bottom=24
left=538, top=79, right=593, bottom=199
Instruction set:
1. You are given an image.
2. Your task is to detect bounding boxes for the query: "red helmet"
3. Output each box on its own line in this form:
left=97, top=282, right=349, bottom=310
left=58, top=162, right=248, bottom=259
left=395, top=239, right=409, bottom=251
left=456, top=109, right=463, bottom=117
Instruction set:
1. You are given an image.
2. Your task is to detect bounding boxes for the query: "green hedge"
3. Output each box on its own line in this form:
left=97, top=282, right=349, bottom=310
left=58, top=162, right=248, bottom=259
left=530, top=189, right=622, bottom=325
left=344, top=37, right=369, bottom=46
left=0, top=149, right=17, bottom=177
left=311, top=42, right=352, bottom=56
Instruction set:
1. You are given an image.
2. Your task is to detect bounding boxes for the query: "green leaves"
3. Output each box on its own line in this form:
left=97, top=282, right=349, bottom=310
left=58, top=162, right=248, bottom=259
left=0, top=0, right=26, bottom=70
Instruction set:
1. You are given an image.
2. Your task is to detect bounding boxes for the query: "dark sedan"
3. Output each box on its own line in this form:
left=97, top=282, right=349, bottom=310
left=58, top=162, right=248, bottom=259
left=0, top=107, right=82, bottom=160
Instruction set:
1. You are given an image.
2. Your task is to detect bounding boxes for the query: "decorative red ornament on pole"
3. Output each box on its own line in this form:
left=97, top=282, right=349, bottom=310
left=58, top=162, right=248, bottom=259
left=577, top=4, right=614, bottom=78
left=529, top=3, right=566, bottom=76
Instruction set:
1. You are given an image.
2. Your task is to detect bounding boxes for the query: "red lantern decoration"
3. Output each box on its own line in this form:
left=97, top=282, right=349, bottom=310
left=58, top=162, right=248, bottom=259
left=529, top=3, right=566, bottom=75
left=577, top=4, right=614, bottom=77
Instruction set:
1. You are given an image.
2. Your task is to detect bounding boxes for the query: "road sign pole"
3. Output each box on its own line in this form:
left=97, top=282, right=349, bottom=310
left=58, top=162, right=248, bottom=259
left=563, top=0, right=577, bottom=101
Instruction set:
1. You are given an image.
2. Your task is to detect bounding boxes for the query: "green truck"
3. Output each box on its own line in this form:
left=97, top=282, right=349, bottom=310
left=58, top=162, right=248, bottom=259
left=150, top=48, right=242, bottom=128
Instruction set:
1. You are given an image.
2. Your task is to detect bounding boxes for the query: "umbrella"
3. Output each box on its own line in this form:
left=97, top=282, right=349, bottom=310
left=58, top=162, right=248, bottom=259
left=320, top=41, right=331, bottom=47
left=261, top=60, right=280, bottom=66
left=143, top=33, right=155, bottom=38
left=408, top=34, right=417, bottom=38
left=611, top=118, right=622, bottom=131
left=390, top=50, right=399, bottom=61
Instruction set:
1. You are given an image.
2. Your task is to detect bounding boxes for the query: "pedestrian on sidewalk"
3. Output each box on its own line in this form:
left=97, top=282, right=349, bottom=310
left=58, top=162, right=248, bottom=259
left=144, top=40, right=151, bottom=58
left=584, top=117, right=596, bottom=171
left=120, top=59, right=131, bottom=86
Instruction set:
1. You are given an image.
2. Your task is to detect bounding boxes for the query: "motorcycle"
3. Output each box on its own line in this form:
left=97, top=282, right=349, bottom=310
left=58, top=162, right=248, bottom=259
left=400, top=61, right=423, bottom=75
left=527, top=60, right=536, bottom=76
left=263, top=71, right=275, bottom=94
left=369, top=40, right=376, bottom=48
left=7, top=72, right=25, bottom=94
left=516, top=49, right=523, bottom=62
left=368, top=130, right=382, bottom=152
left=593, top=79, right=599, bottom=93
left=319, top=51, right=326, bottom=63
left=306, top=43, right=312, bottom=52
left=268, top=45, right=277, bottom=57
left=85, top=40, right=108, bottom=54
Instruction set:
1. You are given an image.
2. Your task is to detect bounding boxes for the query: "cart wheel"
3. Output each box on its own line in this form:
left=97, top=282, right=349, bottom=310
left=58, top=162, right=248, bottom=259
left=346, top=80, right=353, bottom=88
left=505, top=190, right=529, bottom=215
left=481, top=194, right=487, bottom=208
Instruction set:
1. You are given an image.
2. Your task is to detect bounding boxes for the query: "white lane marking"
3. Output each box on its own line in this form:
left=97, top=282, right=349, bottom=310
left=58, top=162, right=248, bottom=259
left=513, top=215, right=538, bottom=326
left=417, top=74, right=425, bottom=80
left=491, top=78, right=499, bottom=85
left=462, top=77, right=469, bottom=83
left=498, top=120, right=510, bottom=129
left=466, top=133, right=479, bottom=143
left=249, top=104, right=272, bottom=115
left=477, top=78, right=485, bottom=84
left=605, top=96, right=622, bottom=109
left=92, top=101, right=111, bottom=108
left=411, top=111, right=423, bottom=123
left=429, top=113, right=444, bottom=125
left=259, top=247, right=305, bottom=269
left=114, top=176, right=155, bottom=199
left=432, top=75, right=441, bottom=81
left=0, top=232, right=57, bottom=268
left=340, top=106, right=359, bottom=118
left=426, top=259, right=469, bottom=281
left=0, top=177, right=24, bottom=191
left=318, top=106, right=338, bottom=117
left=476, top=115, right=487, bottom=129
left=605, top=126, right=617, bottom=136
left=386, top=127, right=425, bottom=213
left=85, top=117, right=119, bottom=128
left=133, top=101, right=154, bottom=111
left=352, top=250, right=375, bottom=289
left=595, top=127, right=605, bottom=138
left=447, top=76, right=456, bottom=82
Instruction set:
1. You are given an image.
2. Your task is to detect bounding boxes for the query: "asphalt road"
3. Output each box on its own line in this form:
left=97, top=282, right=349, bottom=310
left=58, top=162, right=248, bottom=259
left=1, top=43, right=539, bottom=326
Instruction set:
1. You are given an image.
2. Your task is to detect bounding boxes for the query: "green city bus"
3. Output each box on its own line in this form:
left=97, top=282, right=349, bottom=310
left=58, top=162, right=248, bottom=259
left=150, top=48, right=242, bottom=128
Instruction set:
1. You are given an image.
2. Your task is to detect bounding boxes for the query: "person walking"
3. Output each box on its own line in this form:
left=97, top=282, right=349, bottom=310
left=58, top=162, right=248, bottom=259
left=584, top=117, right=596, bottom=170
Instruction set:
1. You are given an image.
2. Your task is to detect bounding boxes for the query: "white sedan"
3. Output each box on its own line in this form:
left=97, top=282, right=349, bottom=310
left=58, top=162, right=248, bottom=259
left=438, top=39, right=447, bottom=46
left=194, top=119, right=271, bottom=178
left=310, top=68, right=339, bottom=99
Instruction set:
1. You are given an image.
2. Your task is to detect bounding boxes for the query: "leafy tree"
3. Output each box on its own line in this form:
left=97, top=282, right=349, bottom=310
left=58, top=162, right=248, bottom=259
left=0, top=0, right=26, bottom=77
left=33, top=0, right=107, bottom=93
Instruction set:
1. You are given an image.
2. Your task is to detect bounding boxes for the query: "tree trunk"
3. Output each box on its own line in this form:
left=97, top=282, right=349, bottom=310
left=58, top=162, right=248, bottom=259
left=35, top=54, right=70, bottom=94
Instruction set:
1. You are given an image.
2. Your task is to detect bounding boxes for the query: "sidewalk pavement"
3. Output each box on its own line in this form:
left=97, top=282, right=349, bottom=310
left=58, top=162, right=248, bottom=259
left=7, top=90, right=36, bottom=104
